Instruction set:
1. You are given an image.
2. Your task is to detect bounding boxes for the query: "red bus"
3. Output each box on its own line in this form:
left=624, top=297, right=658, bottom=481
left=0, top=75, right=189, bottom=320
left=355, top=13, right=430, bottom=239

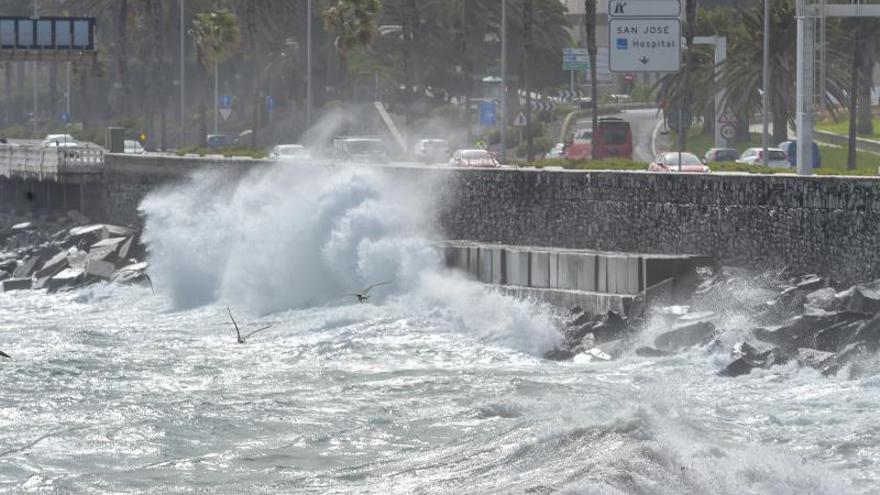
left=564, top=117, right=633, bottom=160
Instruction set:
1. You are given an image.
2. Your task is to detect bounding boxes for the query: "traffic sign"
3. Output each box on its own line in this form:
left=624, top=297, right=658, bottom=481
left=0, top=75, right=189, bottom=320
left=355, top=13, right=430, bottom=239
left=218, top=95, right=233, bottom=121
left=609, top=0, right=681, bottom=18
left=60, top=111, right=70, bottom=124
left=609, top=19, right=681, bottom=72
left=265, top=95, right=275, bottom=114
left=720, top=124, right=736, bottom=140
left=718, top=107, right=738, bottom=124
left=563, top=47, right=590, bottom=71
left=513, top=112, right=527, bottom=127
left=479, top=101, right=496, bottom=126
left=666, top=107, right=692, bottom=133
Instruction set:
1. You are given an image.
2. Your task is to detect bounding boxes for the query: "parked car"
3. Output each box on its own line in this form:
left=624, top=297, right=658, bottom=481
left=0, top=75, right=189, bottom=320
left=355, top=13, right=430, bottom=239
left=123, top=139, right=145, bottom=154
left=736, top=147, right=789, bottom=168
left=545, top=142, right=565, bottom=159
left=449, top=149, right=500, bottom=168
left=269, top=144, right=311, bottom=161
left=42, top=133, right=78, bottom=148
left=704, top=147, right=738, bottom=162
left=333, top=137, right=388, bottom=163
left=414, top=138, right=450, bottom=163
left=206, top=134, right=232, bottom=148
left=648, top=152, right=711, bottom=173
left=778, top=140, right=821, bottom=168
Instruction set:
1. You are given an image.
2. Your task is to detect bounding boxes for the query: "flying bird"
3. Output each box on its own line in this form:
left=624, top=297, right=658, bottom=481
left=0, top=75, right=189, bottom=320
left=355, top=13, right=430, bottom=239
left=0, top=350, right=9, bottom=359
left=227, top=307, right=273, bottom=344
left=344, top=281, right=393, bottom=304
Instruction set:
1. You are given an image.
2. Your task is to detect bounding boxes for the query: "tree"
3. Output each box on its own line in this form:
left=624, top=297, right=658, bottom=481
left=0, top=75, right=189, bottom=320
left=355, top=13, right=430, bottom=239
left=190, top=9, right=242, bottom=147
left=322, top=0, right=383, bottom=100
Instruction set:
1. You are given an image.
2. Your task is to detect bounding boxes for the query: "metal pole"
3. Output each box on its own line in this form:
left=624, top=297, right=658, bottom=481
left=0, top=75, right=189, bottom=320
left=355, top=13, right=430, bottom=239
left=795, top=0, right=813, bottom=175
left=32, top=0, right=38, bottom=135
left=570, top=70, right=574, bottom=94
left=715, top=37, right=726, bottom=148
left=214, top=59, right=218, bottom=134
left=306, top=0, right=313, bottom=131
left=761, top=0, right=770, bottom=166
left=180, top=0, right=185, bottom=148
left=65, top=62, right=70, bottom=116
left=500, top=0, right=508, bottom=164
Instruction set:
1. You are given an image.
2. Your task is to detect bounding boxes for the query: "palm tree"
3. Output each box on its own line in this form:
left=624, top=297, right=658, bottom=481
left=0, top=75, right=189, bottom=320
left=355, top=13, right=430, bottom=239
left=322, top=0, right=383, bottom=100
left=190, top=9, right=242, bottom=147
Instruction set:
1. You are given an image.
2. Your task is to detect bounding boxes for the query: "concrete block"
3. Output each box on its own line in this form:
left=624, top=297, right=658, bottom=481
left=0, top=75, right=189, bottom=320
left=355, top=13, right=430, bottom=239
left=47, top=267, right=85, bottom=292
left=627, top=256, right=641, bottom=294
left=34, top=251, right=69, bottom=280
left=576, top=254, right=597, bottom=292
left=611, top=256, right=628, bottom=295
left=597, top=255, right=608, bottom=293
left=491, top=247, right=504, bottom=284
left=558, top=253, right=579, bottom=290
left=468, top=246, right=480, bottom=277
left=478, top=247, right=494, bottom=283
left=85, top=259, right=116, bottom=280
left=12, top=256, right=39, bottom=279
left=505, top=249, right=530, bottom=286
left=549, top=253, right=559, bottom=289
left=530, top=251, right=550, bottom=288
left=2, top=278, right=32, bottom=291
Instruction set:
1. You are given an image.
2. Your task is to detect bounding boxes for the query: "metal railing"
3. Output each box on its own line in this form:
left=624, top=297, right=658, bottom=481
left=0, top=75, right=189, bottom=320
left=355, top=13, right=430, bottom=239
left=0, top=143, right=104, bottom=178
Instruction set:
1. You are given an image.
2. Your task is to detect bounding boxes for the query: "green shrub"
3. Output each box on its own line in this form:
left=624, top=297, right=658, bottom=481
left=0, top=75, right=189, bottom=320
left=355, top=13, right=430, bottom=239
left=175, top=145, right=267, bottom=159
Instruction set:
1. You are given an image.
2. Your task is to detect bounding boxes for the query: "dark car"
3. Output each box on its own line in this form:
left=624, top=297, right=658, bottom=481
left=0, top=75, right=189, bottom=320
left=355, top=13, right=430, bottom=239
left=778, top=140, right=821, bottom=168
left=704, top=147, right=739, bottom=162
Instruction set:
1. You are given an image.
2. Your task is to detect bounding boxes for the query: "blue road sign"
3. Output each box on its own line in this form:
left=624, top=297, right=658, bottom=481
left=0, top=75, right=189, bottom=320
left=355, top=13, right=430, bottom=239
left=479, top=101, right=496, bottom=127
left=666, top=107, right=692, bottom=133
left=265, top=95, right=275, bottom=114
left=218, top=95, right=233, bottom=109
left=60, top=111, right=70, bottom=124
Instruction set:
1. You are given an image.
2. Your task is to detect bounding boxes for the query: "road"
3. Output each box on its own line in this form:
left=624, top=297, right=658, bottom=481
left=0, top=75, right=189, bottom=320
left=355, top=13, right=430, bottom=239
left=574, top=107, right=663, bottom=163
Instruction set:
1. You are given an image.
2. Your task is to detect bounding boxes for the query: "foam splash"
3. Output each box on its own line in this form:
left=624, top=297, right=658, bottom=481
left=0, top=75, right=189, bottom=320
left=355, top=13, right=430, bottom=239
left=139, top=162, right=561, bottom=355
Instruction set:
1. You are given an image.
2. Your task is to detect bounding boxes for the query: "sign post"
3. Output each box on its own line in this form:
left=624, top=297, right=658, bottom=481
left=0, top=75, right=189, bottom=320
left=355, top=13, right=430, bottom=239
left=479, top=101, right=497, bottom=127
left=218, top=95, right=233, bottom=122
left=608, top=0, right=681, bottom=73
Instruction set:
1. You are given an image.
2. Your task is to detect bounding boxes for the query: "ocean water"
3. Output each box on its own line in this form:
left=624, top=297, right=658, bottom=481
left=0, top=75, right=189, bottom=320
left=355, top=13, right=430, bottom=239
left=0, top=164, right=878, bottom=494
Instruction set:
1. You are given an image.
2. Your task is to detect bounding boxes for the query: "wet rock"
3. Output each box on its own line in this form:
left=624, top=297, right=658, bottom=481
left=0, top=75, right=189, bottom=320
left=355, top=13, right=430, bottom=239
left=34, top=250, right=69, bottom=280
left=569, top=311, right=593, bottom=327
left=85, top=259, right=115, bottom=281
left=46, top=267, right=85, bottom=292
left=12, top=256, right=40, bottom=278
left=804, top=287, right=838, bottom=313
left=68, top=224, right=109, bottom=247
left=654, top=320, right=717, bottom=352
left=754, top=311, right=868, bottom=352
left=0, top=258, right=16, bottom=273
left=719, top=342, right=790, bottom=377
left=839, top=280, right=880, bottom=315
left=11, top=222, right=33, bottom=232
left=796, top=347, right=836, bottom=370
left=852, top=315, right=880, bottom=352
left=814, top=319, right=864, bottom=352
left=543, top=348, right=575, bottom=361
left=635, top=346, right=674, bottom=357
left=2, top=278, right=32, bottom=291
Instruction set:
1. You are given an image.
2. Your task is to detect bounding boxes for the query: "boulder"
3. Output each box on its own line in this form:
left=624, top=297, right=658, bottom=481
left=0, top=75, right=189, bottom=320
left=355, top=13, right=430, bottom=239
left=543, top=348, right=575, bottom=361
left=851, top=315, right=880, bottom=352
left=804, top=287, right=838, bottom=313
left=33, top=250, right=69, bottom=280
left=654, top=320, right=717, bottom=352
left=840, top=280, right=880, bottom=315
left=0, top=259, right=16, bottom=273
left=755, top=311, right=869, bottom=352
left=46, top=267, right=85, bottom=292
left=85, top=259, right=116, bottom=281
left=635, top=346, right=674, bottom=357
left=1, top=277, right=31, bottom=291
left=11, top=222, right=33, bottom=232
left=796, top=347, right=836, bottom=370
left=719, top=342, right=790, bottom=377
left=12, top=256, right=40, bottom=279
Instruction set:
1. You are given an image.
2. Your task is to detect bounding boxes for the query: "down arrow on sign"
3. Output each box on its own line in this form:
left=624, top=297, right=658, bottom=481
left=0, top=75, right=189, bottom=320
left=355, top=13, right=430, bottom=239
left=639, top=56, right=649, bottom=65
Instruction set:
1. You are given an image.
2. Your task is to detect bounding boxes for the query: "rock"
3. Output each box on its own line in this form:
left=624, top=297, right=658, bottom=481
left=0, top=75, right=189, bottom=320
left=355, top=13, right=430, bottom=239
left=0, top=259, right=16, bottom=273
left=85, top=259, right=115, bottom=281
left=11, top=222, right=33, bottom=231
left=804, top=287, right=838, bottom=313
left=46, top=267, right=85, bottom=292
left=544, top=348, right=575, bottom=361
left=2, top=278, right=32, bottom=291
left=755, top=312, right=868, bottom=352
left=814, top=319, right=864, bottom=352
left=66, top=210, right=90, bottom=225
left=653, top=321, right=717, bottom=352
left=33, top=250, right=69, bottom=280
left=796, top=347, right=836, bottom=370
left=852, top=315, right=880, bottom=352
left=66, top=250, right=89, bottom=270
left=12, top=256, right=40, bottom=278
left=569, top=311, right=593, bottom=327
left=719, top=342, right=790, bottom=377
left=840, top=280, right=880, bottom=315
left=635, top=346, right=674, bottom=357
left=794, top=274, right=824, bottom=291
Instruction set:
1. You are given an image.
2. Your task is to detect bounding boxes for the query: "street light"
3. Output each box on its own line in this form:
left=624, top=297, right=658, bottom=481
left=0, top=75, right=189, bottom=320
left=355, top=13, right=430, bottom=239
left=306, top=0, right=312, bottom=132
left=500, top=0, right=507, bottom=164
left=761, top=0, right=769, bottom=166
left=180, top=0, right=186, bottom=148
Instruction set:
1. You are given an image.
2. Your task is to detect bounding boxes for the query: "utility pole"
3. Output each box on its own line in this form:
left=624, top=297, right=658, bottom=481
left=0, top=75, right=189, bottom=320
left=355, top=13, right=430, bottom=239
left=65, top=61, right=70, bottom=117
left=180, top=0, right=185, bottom=148
left=761, top=0, right=770, bottom=166
left=214, top=59, right=218, bottom=133
left=32, top=0, right=38, bottom=135
left=500, top=0, right=508, bottom=164
left=306, top=0, right=312, bottom=131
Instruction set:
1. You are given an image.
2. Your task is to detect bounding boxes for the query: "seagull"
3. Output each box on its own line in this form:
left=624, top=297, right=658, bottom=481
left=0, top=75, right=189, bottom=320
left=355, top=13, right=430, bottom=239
left=344, top=281, right=393, bottom=304
left=0, top=350, right=9, bottom=359
left=227, top=307, right=273, bottom=344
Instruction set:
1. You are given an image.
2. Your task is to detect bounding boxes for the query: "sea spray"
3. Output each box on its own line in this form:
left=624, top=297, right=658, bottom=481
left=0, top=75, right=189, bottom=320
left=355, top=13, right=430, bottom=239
left=139, top=161, right=562, bottom=356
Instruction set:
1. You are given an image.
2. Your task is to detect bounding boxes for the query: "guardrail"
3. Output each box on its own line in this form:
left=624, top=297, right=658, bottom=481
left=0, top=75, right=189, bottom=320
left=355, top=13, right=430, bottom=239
left=0, top=144, right=104, bottom=178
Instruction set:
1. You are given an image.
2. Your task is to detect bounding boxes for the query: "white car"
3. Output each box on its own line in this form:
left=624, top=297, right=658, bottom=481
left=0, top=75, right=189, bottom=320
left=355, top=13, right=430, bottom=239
left=414, top=139, right=450, bottom=163
left=42, top=133, right=78, bottom=148
left=648, top=152, right=711, bottom=173
left=448, top=149, right=499, bottom=168
left=736, top=148, right=789, bottom=168
left=270, top=144, right=312, bottom=161
left=545, top=142, right=565, bottom=159
left=124, top=140, right=145, bottom=154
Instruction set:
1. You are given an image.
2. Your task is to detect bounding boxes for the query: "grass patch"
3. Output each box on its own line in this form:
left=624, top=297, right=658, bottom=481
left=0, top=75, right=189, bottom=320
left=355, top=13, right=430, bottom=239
left=816, top=115, right=880, bottom=139
left=176, top=145, right=267, bottom=159
left=518, top=158, right=645, bottom=170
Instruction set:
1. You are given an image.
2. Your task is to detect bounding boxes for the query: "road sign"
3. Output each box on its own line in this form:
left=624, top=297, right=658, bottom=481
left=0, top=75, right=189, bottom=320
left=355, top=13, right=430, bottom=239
left=265, top=95, right=275, bottom=114
left=513, top=112, right=527, bottom=127
left=218, top=95, right=232, bottom=121
left=60, top=111, right=70, bottom=124
left=666, top=107, right=692, bottom=133
left=479, top=101, right=496, bottom=126
left=609, top=0, right=681, bottom=18
left=718, top=107, right=737, bottom=124
left=720, top=124, right=736, bottom=140
left=563, top=47, right=590, bottom=71
left=609, top=19, right=681, bottom=72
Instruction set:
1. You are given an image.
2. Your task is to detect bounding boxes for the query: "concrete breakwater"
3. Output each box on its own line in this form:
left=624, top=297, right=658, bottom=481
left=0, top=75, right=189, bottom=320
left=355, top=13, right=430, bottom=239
left=1, top=154, right=879, bottom=284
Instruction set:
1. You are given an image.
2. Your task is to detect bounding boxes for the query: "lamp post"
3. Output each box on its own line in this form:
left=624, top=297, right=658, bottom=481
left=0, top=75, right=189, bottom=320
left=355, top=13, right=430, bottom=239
left=306, top=0, right=312, bottom=131
left=180, top=0, right=186, bottom=147
left=32, top=0, right=38, bottom=134
left=761, top=0, right=770, bottom=166
left=500, top=0, right=508, bottom=164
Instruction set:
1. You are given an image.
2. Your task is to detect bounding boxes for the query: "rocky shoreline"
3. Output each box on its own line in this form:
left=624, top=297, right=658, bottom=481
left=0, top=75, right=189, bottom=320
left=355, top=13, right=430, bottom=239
left=0, top=210, right=150, bottom=293
left=547, top=268, right=880, bottom=378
